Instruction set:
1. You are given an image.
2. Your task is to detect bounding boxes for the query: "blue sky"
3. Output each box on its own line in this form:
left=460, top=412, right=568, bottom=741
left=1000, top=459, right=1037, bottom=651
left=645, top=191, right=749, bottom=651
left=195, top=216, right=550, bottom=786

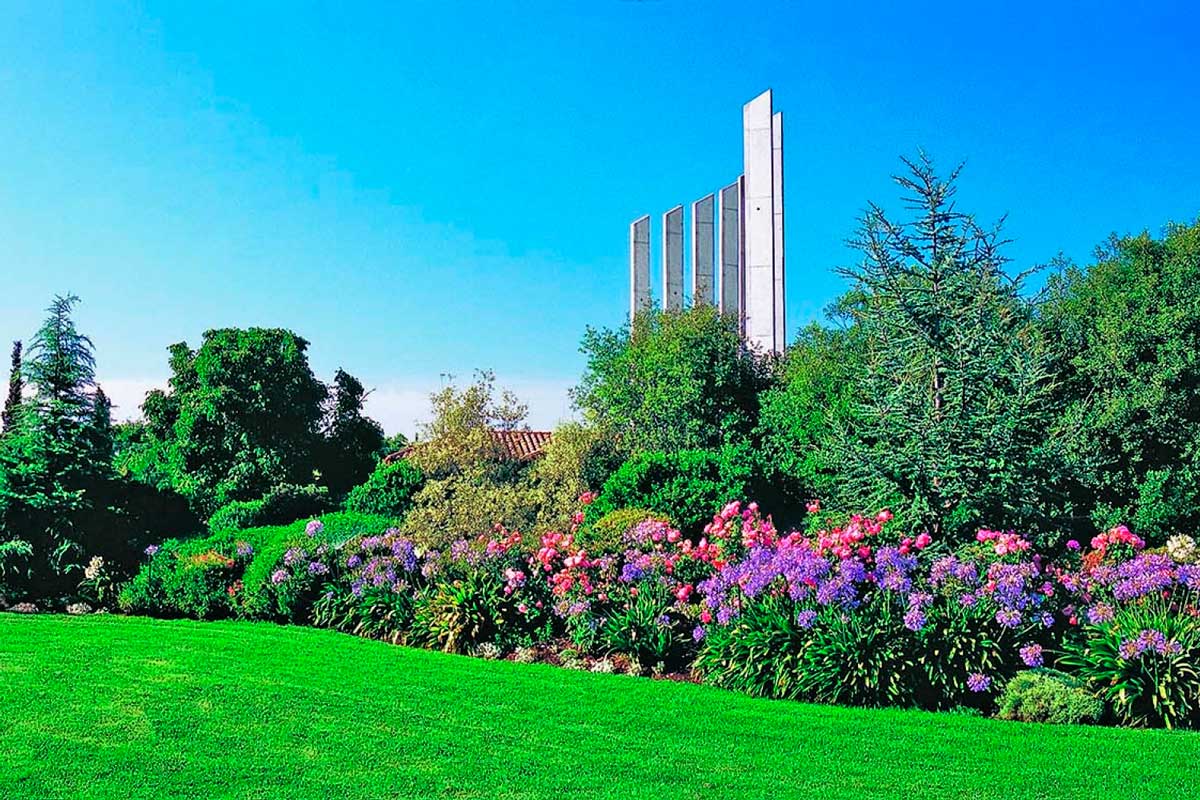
left=1, top=1, right=1197, bottom=434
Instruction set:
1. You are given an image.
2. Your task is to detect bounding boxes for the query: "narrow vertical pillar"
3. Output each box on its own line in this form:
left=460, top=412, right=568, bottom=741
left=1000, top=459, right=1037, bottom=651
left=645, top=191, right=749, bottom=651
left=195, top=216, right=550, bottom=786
left=742, top=89, right=776, bottom=353
left=771, top=111, right=785, bottom=350
left=629, top=215, right=651, bottom=321
left=662, top=205, right=684, bottom=311
left=718, top=179, right=741, bottom=323
left=691, top=194, right=715, bottom=305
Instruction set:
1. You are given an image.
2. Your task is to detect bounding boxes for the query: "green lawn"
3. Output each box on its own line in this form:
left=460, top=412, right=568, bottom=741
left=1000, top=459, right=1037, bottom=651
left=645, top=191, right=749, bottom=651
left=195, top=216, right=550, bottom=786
left=1, top=615, right=1196, bottom=800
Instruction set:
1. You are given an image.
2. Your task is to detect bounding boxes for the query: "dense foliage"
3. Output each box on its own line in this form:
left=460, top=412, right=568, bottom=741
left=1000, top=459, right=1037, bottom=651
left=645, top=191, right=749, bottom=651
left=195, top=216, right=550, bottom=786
left=1044, top=219, right=1200, bottom=543
left=574, top=305, right=770, bottom=454
left=344, top=460, right=423, bottom=518
left=121, top=328, right=381, bottom=517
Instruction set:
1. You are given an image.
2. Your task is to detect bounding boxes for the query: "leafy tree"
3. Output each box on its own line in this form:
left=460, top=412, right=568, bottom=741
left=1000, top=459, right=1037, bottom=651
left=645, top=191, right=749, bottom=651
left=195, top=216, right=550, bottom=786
left=756, top=324, right=861, bottom=505
left=2, top=340, right=22, bottom=434
left=345, top=459, right=423, bottom=519
left=318, top=369, right=385, bottom=498
left=829, top=156, right=1071, bottom=542
left=380, top=432, right=409, bottom=459
left=400, top=371, right=540, bottom=546
left=133, top=329, right=329, bottom=516
left=573, top=306, right=772, bottom=455
left=1042, top=218, right=1200, bottom=542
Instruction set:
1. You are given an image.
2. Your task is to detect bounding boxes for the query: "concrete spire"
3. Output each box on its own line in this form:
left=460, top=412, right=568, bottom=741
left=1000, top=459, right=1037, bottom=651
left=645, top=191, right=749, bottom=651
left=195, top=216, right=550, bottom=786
left=662, top=205, right=684, bottom=311
left=691, top=193, right=715, bottom=305
left=742, top=89, right=777, bottom=353
left=629, top=215, right=651, bottom=321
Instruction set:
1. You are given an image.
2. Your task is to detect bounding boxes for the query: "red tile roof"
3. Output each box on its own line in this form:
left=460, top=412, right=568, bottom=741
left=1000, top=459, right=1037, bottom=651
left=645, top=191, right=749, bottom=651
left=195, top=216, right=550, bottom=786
left=384, top=428, right=553, bottom=465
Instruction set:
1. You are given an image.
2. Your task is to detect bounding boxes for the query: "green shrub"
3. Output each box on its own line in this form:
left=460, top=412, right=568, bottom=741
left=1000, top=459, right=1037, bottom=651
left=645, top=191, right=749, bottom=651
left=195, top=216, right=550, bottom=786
left=237, top=511, right=397, bottom=619
left=410, top=573, right=506, bottom=654
left=208, top=483, right=332, bottom=534
left=694, top=595, right=811, bottom=700
left=344, top=460, right=423, bottom=519
left=576, top=508, right=665, bottom=554
left=1059, top=597, right=1200, bottom=729
left=996, top=669, right=1104, bottom=725
left=585, top=446, right=763, bottom=538
left=118, top=532, right=250, bottom=619
left=598, top=581, right=692, bottom=671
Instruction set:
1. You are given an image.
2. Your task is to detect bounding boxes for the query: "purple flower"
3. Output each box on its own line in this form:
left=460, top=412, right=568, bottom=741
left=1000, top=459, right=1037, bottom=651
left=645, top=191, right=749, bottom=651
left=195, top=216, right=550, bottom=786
left=305, top=519, right=324, bottom=538
left=903, top=605, right=926, bottom=632
left=692, top=626, right=706, bottom=642
left=236, top=542, right=253, bottom=557
left=967, top=673, right=991, bottom=693
left=270, top=568, right=288, bottom=585
left=995, top=608, right=1022, bottom=628
left=1086, top=602, right=1115, bottom=625
left=1019, top=643, right=1044, bottom=668
left=796, top=609, right=818, bottom=629
left=346, top=554, right=362, bottom=569
left=1119, top=628, right=1182, bottom=659
left=307, top=561, right=329, bottom=576
left=1066, top=540, right=1080, bottom=551
left=144, top=544, right=160, bottom=557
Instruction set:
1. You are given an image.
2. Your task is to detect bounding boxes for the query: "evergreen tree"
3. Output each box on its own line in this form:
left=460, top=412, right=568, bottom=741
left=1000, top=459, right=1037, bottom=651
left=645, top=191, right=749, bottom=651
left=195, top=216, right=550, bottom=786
left=0, top=295, right=105, bottom=595
left=2, top=340, right=22, bottom=433
left=829, top=155, right=1071, bottom=542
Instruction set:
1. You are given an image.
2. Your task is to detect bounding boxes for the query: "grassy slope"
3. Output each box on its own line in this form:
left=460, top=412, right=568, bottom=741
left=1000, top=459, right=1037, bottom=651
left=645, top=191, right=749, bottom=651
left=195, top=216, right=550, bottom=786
left=1, top=615, right=1196, bottom=800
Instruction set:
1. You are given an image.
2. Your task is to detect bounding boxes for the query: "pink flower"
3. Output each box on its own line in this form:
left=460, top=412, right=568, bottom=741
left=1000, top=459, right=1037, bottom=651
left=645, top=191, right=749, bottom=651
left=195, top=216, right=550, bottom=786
left=806, top=499, right=821, bottom=514
left=914, top=532, right=932, bottom=550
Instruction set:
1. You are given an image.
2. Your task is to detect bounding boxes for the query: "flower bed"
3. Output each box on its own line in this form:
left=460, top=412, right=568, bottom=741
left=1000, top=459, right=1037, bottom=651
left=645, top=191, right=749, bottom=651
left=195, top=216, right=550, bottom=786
left=123, top=498, right=1200, bottom=729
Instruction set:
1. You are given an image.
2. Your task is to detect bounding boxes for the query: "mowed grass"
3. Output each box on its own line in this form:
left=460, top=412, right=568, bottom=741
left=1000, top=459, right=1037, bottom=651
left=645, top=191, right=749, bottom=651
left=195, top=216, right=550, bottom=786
left=1, top=615, right=1196, bottom=800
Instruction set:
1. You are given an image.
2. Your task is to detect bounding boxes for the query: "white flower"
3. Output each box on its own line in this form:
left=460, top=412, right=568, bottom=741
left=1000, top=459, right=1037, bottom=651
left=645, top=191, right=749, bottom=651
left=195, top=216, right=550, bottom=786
left=83, top=556, right=105, bottom=581
left=1167, top=534, right=1197, bottom=564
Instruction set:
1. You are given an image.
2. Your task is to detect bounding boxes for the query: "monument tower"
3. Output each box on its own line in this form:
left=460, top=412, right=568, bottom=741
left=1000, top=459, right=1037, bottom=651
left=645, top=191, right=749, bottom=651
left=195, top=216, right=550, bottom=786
left=629, top=89, right=785, bottom=354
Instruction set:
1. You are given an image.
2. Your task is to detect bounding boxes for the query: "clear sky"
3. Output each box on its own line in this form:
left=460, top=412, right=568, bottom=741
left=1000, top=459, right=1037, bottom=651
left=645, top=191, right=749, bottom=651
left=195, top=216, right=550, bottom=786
left=1, top=1, right=1198, bottom=435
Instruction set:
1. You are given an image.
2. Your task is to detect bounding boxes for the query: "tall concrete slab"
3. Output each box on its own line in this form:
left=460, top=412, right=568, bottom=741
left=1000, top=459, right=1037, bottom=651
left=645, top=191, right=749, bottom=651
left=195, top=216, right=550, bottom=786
left=629, top=215, right=651, bottom=321
left=662, top=205, right=684, bottom=311
left=742, top=89, right=777, bottom=352
left=691, top=194, right=715, bottom=305
left=771, top=111, right=785, bottom=349
left=717, top=180, right=741, bottom=321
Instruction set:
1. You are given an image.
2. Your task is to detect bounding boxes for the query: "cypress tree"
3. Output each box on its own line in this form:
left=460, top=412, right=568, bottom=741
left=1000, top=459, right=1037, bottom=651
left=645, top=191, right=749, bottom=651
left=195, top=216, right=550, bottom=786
left=2, top=340, right=22, bottom=433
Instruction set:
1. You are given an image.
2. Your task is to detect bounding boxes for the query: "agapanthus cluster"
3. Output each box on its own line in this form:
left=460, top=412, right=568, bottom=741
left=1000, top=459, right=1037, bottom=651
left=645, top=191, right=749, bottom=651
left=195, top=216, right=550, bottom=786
left=342, top=529, right=421, bottom=596
left=697, top=506, right=915, bottom=631
left=1065, top=550, right=1200, bottom=624
left=1118, top=628, right=1184, bottom=660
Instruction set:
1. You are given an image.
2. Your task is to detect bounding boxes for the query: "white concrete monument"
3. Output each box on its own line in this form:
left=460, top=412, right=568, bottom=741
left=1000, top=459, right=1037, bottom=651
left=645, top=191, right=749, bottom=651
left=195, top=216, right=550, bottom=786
left=629, top=215, right=651, bottom=320
left=691, top=194, right=715, bottom=305
left=771, top=110, right=785, bottom=349
left=627, top=89, right=785, bottom=352
left=717, top=179, right=742, bottom=325
left=662, top=205, right=684, bottom=311
left=742, top=89, right=778, bottom=353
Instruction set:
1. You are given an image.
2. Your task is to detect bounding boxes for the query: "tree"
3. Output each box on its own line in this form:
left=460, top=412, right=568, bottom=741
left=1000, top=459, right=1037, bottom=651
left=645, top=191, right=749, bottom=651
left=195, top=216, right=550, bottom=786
left=134, top=329, right=328, bottom=517
left=756, top=323, right=862, bottom=505
left=573, top=306, right=772, bottom=455
left=829, top=155, right=1071, bottom=542
left=2, top=341, right=22, bottom=434
left=0, top=295, right=110, bottom=595
left=1042, top=218, right=1200, bottom=542
left=399, top=371, right=540, bottom=546
left=318, top=369, right=385, bottom=498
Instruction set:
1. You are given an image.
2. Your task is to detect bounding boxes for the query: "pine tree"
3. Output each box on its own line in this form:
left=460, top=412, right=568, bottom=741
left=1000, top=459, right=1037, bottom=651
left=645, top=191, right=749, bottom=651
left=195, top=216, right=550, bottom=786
left=829, top=155, right=1070, bottom=542
left=2, top=340, right=22, bottom=433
